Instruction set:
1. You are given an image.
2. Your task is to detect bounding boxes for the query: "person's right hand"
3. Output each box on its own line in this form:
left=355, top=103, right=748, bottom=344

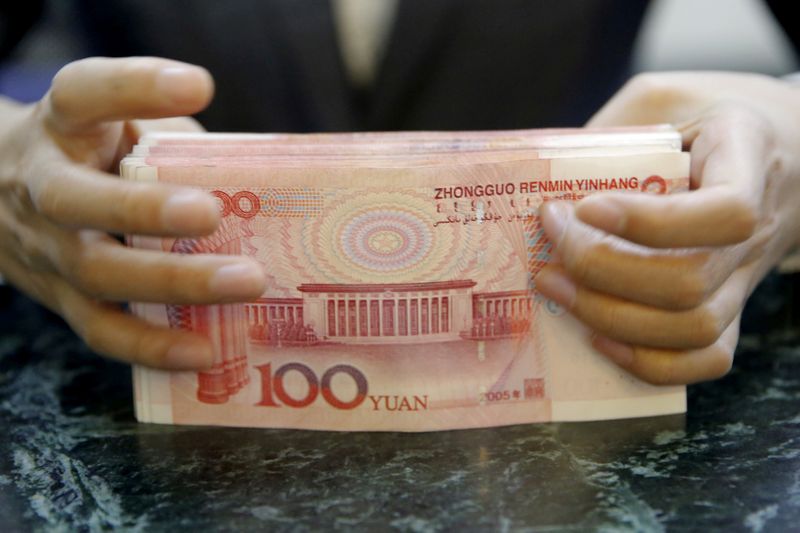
left=0, top=57, right=267, bottom=369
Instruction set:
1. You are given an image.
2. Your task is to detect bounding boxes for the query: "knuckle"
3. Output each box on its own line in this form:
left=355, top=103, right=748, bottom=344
left=156, top=262, right=190, bottom=300
left=116, top=185, right=158, bottom=231
left=563, top=238, right=602, bottom=284
left=564, top=250, right=590, bottom=284
left=31, top=180, right=56, bottom=218
left=669, top=266, right=712, bottom=310
left=48, top=59, right=102, bottom=119
left=118, top=57, right=157, bottom=79
left=32, top=177, right=62, bottom=220
left=131, top=329, right=159, bottom=366
left=60, top=242, right=108, bottom=298
left=81, top=182, right=148, bottom=232
left=687, top=306, right=725, bottom=348
left=726, top=198, right=758, bottom=242
left=8, top=226, right=56, bottom=273
left=115, top=60, right=156, bottom=98
left=47, top=88, right=72, bottom=123
left=128, top=321, right=174, bottom=368
left=68, top=255, right=103, bottom=297
left=48, top=64, right=79, bottom=118
left=18, top=239, right=51, bottom=271
left=79, top=319, right=106, bottom=355
left=115, top=187, right=139, bottom=228
left=590, top=301, right=627, bottom=339
left=10, top=228, right=42, bottom=265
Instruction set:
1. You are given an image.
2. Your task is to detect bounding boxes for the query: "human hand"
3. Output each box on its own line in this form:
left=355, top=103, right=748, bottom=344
left=0, top=57, right=267, bottom=369
left=536, top=72, right=800, bottom=385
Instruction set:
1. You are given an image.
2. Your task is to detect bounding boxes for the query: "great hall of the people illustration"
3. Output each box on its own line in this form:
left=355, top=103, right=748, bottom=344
left=245, top=280, right=534, bottom=344
left=188, top=280, right=536, bottom=404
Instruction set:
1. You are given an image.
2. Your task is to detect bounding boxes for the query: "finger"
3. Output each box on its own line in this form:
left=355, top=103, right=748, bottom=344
left=680, top=105, right=772, bottom=193
left=47, top=57, right=214, bottom=134
left=57, top=233, right=266, bottom=304
left=55, top=282, right=215, bottom=370
left=590, top=315, right=740, bottom=385
left=1, top=239, right=217, bottom=370
left=540, top=202, right=749, bottom=309
left=572, top=190, right=757, bottom=249
left=535, top=264, right=750, bottom=350
left=574, top=109, right=771, bottom=248
left=32, top=164, right=220, bottom=236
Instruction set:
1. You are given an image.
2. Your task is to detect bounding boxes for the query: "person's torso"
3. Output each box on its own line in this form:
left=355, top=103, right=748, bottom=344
left=75, top=0, right=649, bottom=131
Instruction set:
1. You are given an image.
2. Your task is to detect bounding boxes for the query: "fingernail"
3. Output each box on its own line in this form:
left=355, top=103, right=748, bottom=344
left=162, top=189, right=218, bottom=233
left=540, top=202, right=572, bottom=245
left=577, top=197, right=626, bottom=235
left=209, top=262, right=266, bottom=299
left=155, top=66, right=212, bottom=105
left=591, top=334, right=635, bottom=367
left=535, top=268, right=576, bottom=308
left=165, top=339, right=214, bottom=370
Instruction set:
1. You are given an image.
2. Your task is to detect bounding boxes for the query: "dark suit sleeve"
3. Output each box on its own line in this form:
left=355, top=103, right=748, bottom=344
left=766, top=0, right=800, bottom=58
left=0, top=1, right=45, bottom=61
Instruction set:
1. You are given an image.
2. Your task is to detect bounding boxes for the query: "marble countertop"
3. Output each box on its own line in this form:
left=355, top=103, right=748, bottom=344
left=1, top=282, right=799, bottom=532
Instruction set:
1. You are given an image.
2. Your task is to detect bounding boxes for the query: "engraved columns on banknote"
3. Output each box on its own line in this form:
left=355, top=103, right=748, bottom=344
left=168, top=218, right=253, bottom=403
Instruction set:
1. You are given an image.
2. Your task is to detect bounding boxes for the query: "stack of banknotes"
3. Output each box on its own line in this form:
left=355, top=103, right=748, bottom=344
left=123, top=126, right=690, bottom=431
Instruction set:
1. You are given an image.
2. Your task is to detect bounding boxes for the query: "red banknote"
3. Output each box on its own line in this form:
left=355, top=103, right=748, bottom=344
left=123, top=127, right=689, bottom=431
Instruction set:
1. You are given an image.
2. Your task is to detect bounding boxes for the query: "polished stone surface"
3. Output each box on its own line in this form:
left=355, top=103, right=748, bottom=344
left=1, top=282, right=799, bottom=532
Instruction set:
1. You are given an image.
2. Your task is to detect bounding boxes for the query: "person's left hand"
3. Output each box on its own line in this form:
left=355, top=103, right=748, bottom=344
left=535, top=72, right=800, bottom=385
left=0, top=57, right=266, bottom=369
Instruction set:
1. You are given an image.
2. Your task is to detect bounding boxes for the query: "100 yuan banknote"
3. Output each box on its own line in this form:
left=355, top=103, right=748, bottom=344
left=126, top=149, right=689, bottom=431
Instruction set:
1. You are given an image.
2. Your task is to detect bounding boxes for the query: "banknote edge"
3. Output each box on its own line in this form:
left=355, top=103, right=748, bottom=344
left=551, top=389, right=686, bottom=421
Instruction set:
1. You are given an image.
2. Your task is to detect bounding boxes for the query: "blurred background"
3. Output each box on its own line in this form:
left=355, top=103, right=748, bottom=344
left=634, top=0, right=796, bottom=74
left=1, top=0, right=797, bottom=104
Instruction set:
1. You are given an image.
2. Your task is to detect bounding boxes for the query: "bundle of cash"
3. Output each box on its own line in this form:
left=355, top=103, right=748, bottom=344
left=123, top=126, right=689, bottom=431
